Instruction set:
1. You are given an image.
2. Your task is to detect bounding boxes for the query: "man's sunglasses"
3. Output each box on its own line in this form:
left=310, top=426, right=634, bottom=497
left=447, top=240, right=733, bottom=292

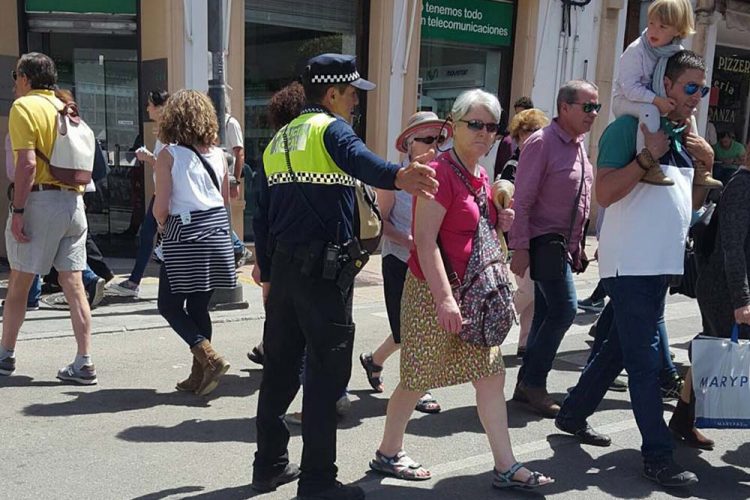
left=684, top=83, right=710, bottom=98
left=459, top=119, right=501, bottom=134
left=571, top=102, right=602, bottom=113
left=412, top=135, right=446, bottom=145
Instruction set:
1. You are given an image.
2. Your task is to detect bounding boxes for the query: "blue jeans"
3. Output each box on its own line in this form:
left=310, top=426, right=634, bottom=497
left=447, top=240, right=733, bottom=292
left=129, top=196, right=158, bottom=285
left=588, top=302, right=678, bottom=383
left=557, top=275, right=674, bottom=465
left=27, top=275, right=41, bottom=307
left=231, top=230, right=244, bottom=255
left=519, top=261, right=577, bottom=388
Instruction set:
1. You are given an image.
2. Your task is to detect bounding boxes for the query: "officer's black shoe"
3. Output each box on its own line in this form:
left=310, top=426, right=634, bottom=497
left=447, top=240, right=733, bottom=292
left=555, top=418, right=612, bottom=447
left=298, top=481, right=365, bottom=500
left=643, top=461, right=698, bottom=487
left=251, top=463, right=301, bottom=492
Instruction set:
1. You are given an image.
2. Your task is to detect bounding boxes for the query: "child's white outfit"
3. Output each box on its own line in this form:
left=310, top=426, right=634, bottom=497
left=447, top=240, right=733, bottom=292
left=613, top=30, right=683, bottom=152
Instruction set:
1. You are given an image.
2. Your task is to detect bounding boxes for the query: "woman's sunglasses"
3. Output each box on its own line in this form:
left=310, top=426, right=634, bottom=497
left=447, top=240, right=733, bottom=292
left=459, top=119, right=500, bottom=134
left=684, top=83, right=710, bottom=98
left=412, top=135, right=446, bottom=145
left=11, top=70, right=17, bottom=81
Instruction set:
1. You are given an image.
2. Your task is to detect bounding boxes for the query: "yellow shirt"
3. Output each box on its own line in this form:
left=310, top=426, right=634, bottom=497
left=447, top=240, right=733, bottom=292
left=8, top=89, right=84, bottom=192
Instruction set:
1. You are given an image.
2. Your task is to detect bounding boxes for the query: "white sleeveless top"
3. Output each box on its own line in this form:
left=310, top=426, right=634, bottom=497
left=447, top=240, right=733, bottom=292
left=165, top=144, right=226, bottom=215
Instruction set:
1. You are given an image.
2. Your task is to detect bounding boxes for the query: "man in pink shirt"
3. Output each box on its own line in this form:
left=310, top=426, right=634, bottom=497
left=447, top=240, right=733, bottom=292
left=509, top=80, right=598, bottom=418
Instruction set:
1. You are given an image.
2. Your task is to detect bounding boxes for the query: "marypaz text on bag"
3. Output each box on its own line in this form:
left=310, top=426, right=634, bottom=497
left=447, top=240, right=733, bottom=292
left=32, top=94, right=96, bottom=186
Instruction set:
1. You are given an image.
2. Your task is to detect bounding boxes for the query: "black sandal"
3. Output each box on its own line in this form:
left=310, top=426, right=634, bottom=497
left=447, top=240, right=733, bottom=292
left=359, top=352, right=384, bottom=393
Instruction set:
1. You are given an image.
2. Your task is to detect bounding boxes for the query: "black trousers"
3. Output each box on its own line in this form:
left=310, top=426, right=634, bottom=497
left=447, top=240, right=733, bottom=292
left=254, top=247, right=354, bottom=496
left=382, top=254, right=408, bottom=343
left=156, top=265, right=214, bottom=348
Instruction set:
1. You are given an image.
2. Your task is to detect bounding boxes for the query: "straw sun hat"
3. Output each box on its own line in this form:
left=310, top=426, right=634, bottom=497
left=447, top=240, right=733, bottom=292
left=395, top=111, right=452, bottom=154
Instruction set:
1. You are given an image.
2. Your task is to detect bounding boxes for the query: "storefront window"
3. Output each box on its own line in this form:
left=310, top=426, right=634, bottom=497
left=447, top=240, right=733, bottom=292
left=710, top=46, right=750, bottom=144
left=26, top=29, right=141, bottom=254
left=243, top=0, right=366, bottom=240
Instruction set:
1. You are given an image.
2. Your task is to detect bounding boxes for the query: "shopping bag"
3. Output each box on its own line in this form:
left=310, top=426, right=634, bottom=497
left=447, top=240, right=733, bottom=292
left=692, top=325, right=750, bottom=429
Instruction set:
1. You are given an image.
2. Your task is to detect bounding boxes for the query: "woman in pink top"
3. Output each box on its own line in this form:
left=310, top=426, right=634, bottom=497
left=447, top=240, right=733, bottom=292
left=369, top=89, right=554, bottom=490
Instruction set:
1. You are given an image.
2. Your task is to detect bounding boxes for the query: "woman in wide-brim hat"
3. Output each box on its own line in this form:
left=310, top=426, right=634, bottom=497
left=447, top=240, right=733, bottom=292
left=359, top=111, right=452, bottom=415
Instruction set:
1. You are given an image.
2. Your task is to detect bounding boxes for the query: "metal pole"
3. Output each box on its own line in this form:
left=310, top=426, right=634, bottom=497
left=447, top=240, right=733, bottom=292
left=206, top=0, right=247, bottom=311
left=207, top=0, right=226, bottom=144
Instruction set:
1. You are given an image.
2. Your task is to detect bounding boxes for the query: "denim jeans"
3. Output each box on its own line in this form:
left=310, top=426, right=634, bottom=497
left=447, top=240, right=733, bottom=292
left=129, top=196, right=157, bottom=285
left=557, top=275, right=674, bottom=465
left=588, top=302, right=678, bottom=383
left=519, top=261, right=577, bottom=388
left=27, top=275, right=41, bottom=307
left=82, top=266, right=99, bottom=287
left=156, top=265, right=214, bottom=347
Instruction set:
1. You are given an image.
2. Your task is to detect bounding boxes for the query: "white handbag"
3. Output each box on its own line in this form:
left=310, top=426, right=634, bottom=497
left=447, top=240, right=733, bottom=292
left=692, top=325, right=750, bottom=429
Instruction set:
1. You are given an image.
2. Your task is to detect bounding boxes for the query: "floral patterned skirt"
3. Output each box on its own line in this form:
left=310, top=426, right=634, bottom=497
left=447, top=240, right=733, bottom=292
left=400, top=271, right=505, bottom=392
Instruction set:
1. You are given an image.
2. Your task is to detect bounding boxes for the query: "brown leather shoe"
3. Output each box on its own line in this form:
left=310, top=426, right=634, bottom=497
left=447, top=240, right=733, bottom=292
left=518, top=382, right=560, bottom=418
left=640, top=164, right=674, bottom=186
left=669, top=399, right=714, bottom=450
left=512, top=381, right=529, bottom=403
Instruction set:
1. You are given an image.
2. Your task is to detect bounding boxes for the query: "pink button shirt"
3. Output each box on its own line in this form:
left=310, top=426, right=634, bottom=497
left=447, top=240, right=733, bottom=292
left=509, top=119, right=593, bottom=253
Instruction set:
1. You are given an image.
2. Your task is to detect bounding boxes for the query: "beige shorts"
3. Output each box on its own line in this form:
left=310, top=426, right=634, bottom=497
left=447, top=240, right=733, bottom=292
left=5, top=190, right=87, bottom=275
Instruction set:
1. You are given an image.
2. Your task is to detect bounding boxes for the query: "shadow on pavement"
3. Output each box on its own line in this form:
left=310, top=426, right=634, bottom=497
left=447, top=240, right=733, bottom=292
left=181, top=484, right=262, bottom=499
left=23, top=388, right=210, bottom=416
left=338, top=389, right=390, bottom=430
left=0, top=375, right=64, bottom=388
left=118, top=417, right=255, bottom=444
left=132, top=486, right=206, bottom=499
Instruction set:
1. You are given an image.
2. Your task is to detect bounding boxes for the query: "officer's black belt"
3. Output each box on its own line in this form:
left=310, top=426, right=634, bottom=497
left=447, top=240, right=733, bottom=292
left=274, top=240, right=325, bottom=262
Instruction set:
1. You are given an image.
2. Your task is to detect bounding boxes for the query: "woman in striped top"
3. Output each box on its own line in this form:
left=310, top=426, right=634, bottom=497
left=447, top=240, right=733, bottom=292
left=153, top=90, right=236, bottom=396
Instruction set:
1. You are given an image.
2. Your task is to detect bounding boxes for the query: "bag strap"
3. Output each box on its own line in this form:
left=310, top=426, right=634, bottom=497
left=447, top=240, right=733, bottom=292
left=567, top=146, right=586, bottom=243
left=181, top=144, right=221, bottom=193
left=28, top=94, right=62, bottom=166
left=281, top=126, right=339, bottom=244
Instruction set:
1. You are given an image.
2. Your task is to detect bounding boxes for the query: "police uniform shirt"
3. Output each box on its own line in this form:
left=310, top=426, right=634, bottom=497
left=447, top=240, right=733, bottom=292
left=254, top=106, right=400, bottom=281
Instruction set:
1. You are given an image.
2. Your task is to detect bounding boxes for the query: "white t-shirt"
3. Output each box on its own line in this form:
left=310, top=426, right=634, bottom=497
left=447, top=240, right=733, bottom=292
left=225, top=115, right=243, bottom=150
left=165, top=144, right=226, bottom=215
left=598, top=152, right=694, bottom=278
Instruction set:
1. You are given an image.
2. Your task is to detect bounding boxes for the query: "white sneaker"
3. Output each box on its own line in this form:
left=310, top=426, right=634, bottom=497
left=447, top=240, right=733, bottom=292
left=107, top=279, right=140, bottom=298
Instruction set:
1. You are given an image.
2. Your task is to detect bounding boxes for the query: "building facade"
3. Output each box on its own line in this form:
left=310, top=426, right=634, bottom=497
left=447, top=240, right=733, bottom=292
left=0, top=0, right=747, bottom=259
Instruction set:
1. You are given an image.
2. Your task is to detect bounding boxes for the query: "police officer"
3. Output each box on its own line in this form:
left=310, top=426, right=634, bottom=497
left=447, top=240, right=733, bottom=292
left=251, top=54, right=438, bottom=499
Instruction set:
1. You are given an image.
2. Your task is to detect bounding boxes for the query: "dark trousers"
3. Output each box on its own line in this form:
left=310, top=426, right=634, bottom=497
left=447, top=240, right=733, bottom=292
left=130, top=196, right=158, bottom=284
left=156, top=266, right=214, bottom=348
left=382, top=254, right=408, bottom=344
left=589, top=280, right=607, bottom=302
left=557, top=275, right=674, bottom=466
left=588, top=301, right=678, bottom=382
left=519, top=262, right=578, bottom=388
left=254, top=248, right=355, bottom=496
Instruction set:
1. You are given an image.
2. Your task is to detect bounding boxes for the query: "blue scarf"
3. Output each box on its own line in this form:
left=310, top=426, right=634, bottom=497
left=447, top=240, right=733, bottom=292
left=639, top=29, right=683, bottom=98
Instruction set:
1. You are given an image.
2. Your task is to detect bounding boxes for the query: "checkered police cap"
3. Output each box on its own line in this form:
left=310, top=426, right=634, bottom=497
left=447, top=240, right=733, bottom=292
left=303, top=53, right=376, bottom=91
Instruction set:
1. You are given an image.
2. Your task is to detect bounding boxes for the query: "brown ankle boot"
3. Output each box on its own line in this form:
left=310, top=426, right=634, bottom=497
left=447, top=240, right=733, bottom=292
left=191, top=340, right=230, bottom=396
left=175, top=356, right=203, bottom=392
left=640, top=164, right=675, bottom=186
left=669, top=399, right=714, bottom=450
left=693, top=163, right=723, bottom=188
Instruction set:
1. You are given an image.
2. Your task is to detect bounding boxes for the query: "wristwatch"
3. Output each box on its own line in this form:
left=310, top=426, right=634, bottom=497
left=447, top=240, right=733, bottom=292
left=636, top=148, right=657, bottom=171
left=11, top=204, right=24, bottom=214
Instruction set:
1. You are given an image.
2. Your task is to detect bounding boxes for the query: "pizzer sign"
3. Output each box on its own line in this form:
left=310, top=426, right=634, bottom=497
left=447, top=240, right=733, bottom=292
left=421, top=0, right=513, bottom=47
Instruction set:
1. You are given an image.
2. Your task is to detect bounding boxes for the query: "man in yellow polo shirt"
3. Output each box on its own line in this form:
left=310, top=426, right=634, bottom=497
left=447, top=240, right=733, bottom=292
left=0, top=52, right=96, bottom=385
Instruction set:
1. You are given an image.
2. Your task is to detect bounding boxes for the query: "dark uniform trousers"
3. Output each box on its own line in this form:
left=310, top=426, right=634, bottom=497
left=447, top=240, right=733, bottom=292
left=254, top=243, right=355, bottom=495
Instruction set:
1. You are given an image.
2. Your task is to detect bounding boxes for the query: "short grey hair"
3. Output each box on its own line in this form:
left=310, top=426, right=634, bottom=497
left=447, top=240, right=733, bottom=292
left=451, top=89, right=502, bottom=124
left=556, top=80, right=598, bottom=114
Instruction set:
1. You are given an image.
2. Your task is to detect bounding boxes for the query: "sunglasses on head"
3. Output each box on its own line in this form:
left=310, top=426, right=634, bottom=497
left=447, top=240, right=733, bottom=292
left=459, top=119, right=500, bottom=134
left=412, top=135, right=446, bottom=145
left=571, top=102, right=602, bottom=113
left=684, top=83, right=710, bottom=98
